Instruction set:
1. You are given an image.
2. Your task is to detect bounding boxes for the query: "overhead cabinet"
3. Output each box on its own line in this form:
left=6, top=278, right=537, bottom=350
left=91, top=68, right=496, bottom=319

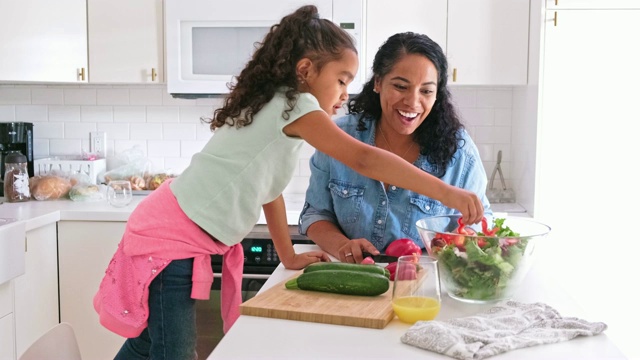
left=365, top=0, right=530, bottom=86
left=446, top=0, right=530, bottom=85
left=0, top=0, right=88, bottom=82
left=88, top=0, right=164, bottom=83
left=0, top=0, right=163, bottom=83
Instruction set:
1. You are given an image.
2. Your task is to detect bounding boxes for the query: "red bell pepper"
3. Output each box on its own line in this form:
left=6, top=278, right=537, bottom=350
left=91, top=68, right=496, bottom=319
left=481, top=217, right=498, bottom=236
left=385, top=238, right=422, bottom=257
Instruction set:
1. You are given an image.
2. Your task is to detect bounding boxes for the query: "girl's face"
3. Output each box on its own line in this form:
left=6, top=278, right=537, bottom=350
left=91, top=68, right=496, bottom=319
left=374, top=54, right=438, bottom=136
left=303, top=49, right=359, bottom=116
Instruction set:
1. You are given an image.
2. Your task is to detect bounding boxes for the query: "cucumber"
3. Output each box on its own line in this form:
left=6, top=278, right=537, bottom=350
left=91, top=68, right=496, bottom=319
left=303, top=262, right=391, bottom=279
left=285, top=270, right=389, bottom=296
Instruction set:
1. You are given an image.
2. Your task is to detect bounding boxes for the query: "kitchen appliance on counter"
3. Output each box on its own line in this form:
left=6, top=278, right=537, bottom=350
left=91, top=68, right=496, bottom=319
left=165, top=0, right=365, bottom=98
left=0, top=122, right=34, bottom=197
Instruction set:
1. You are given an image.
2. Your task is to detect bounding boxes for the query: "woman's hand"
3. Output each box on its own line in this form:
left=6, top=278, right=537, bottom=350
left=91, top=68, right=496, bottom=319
left=441, top=186, right=484, bottom=224
left=281, top=251, right=331, bottom=270
left=337, top=238, right=380, bottom=264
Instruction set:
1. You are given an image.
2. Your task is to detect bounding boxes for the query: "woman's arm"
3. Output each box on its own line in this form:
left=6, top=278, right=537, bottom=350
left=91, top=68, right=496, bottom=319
left=284, top=111, right=483, bottom=224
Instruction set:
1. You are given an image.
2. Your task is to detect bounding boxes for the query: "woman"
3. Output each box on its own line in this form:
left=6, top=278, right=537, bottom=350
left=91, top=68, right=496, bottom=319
left=299, top=32, right=491, bottom=264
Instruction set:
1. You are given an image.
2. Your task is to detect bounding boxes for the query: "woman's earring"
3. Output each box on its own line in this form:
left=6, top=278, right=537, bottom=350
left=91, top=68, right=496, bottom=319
left=373, top=88, right=379, bottom=93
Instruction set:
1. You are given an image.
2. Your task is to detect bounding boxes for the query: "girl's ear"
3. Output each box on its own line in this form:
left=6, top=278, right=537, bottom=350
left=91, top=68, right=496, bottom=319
left=296, top=58, right=313, bottom=82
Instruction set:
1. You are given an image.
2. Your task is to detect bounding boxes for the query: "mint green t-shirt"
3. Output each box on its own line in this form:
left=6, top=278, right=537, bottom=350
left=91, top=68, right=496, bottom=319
left=170, top=91, right=322, bottom=246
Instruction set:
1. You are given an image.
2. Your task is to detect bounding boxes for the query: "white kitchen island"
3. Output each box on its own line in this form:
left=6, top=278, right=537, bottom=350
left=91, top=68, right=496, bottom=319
left=209, top=244, right=626, bottom=360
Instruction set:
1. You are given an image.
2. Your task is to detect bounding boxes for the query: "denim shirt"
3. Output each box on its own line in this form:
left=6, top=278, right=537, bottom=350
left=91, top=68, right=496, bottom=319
left=299, top=113, right=492, bottom=252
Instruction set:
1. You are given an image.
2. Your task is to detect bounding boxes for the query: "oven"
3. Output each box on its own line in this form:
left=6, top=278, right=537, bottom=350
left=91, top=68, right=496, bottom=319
left=196, top=225, right=313, bottom=356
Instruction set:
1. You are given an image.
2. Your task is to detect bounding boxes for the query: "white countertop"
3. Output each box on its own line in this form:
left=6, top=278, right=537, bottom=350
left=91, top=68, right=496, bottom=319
left=208, top=244, right=625, bottom=360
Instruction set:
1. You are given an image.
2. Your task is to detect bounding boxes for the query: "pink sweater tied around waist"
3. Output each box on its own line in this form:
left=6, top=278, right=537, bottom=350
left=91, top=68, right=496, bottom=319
left=93, top=180, right=244, bottom=337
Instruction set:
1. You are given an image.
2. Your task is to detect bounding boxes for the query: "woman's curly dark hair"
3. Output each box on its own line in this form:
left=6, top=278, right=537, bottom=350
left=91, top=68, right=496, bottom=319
left=349, top=32, right=464, bottom=176
left=203, top=5, right=357, bottom=130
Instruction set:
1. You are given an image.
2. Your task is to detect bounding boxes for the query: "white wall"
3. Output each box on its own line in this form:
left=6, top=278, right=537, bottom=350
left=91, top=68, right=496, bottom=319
left=0, top=83, right=517, bottom=197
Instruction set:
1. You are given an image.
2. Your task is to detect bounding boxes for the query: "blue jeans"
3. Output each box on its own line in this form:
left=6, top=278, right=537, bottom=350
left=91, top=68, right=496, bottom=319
left=115, top=258, right=197, bottom=360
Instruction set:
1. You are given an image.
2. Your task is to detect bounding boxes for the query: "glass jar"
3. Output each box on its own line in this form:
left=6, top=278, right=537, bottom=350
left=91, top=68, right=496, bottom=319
left=3, top=151, right=31, bottom=202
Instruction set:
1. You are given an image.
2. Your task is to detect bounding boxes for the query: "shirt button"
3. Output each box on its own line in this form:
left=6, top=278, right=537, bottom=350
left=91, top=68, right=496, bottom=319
left=342, top=190, right=348, bottom=195
left=425, top=205, right=430, bottom=210
left=377, top=219, right=382, bottom=224
left=381, top=201, right=386, bottom=205
left=391, top=186, right=397, bottom=191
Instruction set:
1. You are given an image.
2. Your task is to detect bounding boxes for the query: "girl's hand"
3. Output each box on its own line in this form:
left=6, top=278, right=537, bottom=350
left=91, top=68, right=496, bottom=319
left=282, top=251, right=331, bottom=270
left=337, top=238, right=380, bottom=264
left=441, top=186, right=484, bottom=225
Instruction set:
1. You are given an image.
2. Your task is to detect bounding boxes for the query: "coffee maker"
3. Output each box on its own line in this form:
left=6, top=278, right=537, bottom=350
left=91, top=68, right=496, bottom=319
left=0, top=122, right=34, bottom=197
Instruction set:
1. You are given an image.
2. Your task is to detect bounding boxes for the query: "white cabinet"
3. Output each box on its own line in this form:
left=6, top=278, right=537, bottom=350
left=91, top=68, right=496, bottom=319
left=58, top=221, right=126, bottom=360
left=447, top=0, right=530, bottom=85
left=0, top=281, right=15, bottom=360
left=13, top=223, right=59, bottom=358
left=365, top=0, right=447, bottom=82
left=546, top=0, right=639, bottom=9
left=534, top=6, right=640, bottom=357
left=365, top=0, right=529, bottom=86
left=87, top=0, right=164, bottom=83
left=0, top=0, right=87, bottom=82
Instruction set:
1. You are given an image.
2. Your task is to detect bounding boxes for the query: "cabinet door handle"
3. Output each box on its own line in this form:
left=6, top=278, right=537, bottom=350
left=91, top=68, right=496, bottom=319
left=151, top=68, right=157, bottom=81
left=78, top=67, right=85, bottom=81
left=452, top=68, right=457, bottom=82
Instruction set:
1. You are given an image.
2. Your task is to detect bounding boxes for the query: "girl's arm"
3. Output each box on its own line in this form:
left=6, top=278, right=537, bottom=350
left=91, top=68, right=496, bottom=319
left=284, top=111, right=484, bottom=224
left=262, top=195, right=330, bottom=269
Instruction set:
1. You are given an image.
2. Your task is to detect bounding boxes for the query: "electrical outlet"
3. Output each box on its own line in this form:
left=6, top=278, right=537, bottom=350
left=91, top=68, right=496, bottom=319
left=90, top=131, right=107, bottom=158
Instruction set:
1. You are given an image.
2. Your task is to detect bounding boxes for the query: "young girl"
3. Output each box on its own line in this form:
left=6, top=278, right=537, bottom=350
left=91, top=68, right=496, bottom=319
left=94, top=5, right=483, bottom=359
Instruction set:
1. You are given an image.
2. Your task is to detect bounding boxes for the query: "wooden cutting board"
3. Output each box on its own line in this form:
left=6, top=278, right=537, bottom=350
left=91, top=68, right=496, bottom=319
left=239, top=271, right=394, bottom=329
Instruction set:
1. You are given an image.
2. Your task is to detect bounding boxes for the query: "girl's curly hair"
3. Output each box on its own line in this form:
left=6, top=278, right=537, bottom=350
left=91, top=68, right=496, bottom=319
left=203, top=5, right=357, bottom=130
left=349, top=32, right=464, bottom=177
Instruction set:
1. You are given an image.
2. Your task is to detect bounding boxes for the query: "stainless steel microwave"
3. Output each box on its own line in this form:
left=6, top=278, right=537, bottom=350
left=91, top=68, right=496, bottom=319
left=165, top=0, right=365, bottom=98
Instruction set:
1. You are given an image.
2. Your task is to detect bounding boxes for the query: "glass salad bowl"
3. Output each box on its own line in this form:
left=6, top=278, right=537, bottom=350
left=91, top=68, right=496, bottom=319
left=416, top=215, right=551, bottom=304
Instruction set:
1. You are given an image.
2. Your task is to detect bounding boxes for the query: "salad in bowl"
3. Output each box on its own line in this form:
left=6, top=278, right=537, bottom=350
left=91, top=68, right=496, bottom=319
left=416, top=215, right=551, bottom=304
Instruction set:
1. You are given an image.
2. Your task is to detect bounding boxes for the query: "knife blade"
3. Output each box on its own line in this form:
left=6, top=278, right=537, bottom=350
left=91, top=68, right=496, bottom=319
left=362, top=252, right=398, bottom=263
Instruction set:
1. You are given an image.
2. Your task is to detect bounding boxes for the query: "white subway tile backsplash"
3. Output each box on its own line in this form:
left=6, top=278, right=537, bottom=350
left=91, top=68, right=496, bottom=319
left=114, top=106, right=146, bottom=123
left=16, top=105, right=47, bottom=123
left=147, top=106, right=179, bottom=123
left=64, top=122, right=97, bottom=139
left=148, top=140, right=180, bottom=157
left=49, top=139, right=82, bottom=155
left=163, top=123, right=196, bottom=140
left=130, top=123, right=162, bottom=140
left=163, top=157, right=191, bottom=173
left=450, top=88, right=477, bottom=108
left=494, top=108, right=512, bottom=126
left=97, top=89, right=129, bottom=105
left=114, top=141, right=147, bottom=155
left=180, top=140, right=207, bottom=156
left=64, top=89, right=97, bottom=105
left=33, top=122, right=64, bottom=139
left=0, top=84, right=520, bottom=188
left=180, top=106, right=213, bottom=123
left=476, top=89, right=512, bottom=108
left=196, top=123, right=215, bottom=141
left=97, top=123, right=130, bottom=140
left=31, top=88, right=64, bottom=105
left=0, top=106, right=15, bottom=122
left=81, top=106, right=113, bottom=123
left=130, top=88, right=163, bottom=105
left=33, top=139, right=49, bottom=158
left=459, top=108, right=494, bottom=126
left=0, top=88, right=30, bottom=104
left=146, top=157, right=165, bottom=172
left=49, top=106, right=81, bottom=122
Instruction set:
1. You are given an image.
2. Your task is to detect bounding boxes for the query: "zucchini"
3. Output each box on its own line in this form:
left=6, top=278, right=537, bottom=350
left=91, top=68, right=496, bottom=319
left=303, top=262, right=390, bottom=279
left=285, top=270, right=389, bottom=296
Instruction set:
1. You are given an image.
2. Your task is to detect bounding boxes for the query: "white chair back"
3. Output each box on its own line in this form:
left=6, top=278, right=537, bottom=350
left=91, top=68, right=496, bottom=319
left=19, top=322, right=82, bottom=360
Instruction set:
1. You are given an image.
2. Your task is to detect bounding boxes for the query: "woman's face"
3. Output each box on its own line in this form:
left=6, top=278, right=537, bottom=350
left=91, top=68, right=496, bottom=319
left=303, top=49, right=359, bottom=116
left=374, top=54, right=438, bottom=136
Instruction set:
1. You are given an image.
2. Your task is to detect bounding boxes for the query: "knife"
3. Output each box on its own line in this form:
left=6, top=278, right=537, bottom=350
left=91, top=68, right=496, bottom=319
left=362, top=252, right=398, bottom=263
